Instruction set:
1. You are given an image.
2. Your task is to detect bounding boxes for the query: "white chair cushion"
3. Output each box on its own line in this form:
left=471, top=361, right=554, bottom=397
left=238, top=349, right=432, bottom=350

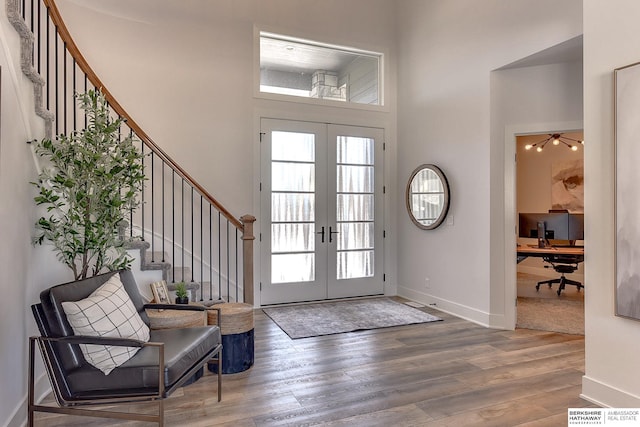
left=62, top=273, right=150, bottom=375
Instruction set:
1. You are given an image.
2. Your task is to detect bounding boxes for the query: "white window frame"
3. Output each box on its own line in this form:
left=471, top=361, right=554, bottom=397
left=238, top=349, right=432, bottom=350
left=254, top=27, right=387, bottom=112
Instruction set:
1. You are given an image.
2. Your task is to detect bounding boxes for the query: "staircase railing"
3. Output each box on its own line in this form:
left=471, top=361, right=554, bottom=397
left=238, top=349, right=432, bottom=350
left=9, top=0, right=255, bottom=304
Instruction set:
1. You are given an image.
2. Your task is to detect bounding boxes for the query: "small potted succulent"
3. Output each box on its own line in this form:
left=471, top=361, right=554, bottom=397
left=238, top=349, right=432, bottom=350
left=174, top=282, right=189, bottom=304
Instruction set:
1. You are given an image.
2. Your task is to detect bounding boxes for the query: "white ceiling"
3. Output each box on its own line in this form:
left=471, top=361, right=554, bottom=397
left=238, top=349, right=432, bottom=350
left=62, top=0, right=581, bottom=74
left=260, top=36, right=374, bottom=75
left=499, top=35, right=583, bottom=70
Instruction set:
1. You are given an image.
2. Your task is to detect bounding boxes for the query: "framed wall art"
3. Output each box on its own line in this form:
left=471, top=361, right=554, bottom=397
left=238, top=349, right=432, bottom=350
left=551, top=158, right=584, bottom=213
left=150, top=280, right=170, bottom=304
left=615, top=61, right=640, bottom=320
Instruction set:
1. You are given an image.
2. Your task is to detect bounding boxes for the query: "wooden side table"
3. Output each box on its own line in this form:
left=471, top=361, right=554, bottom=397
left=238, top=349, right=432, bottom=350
left=146, top=306, right=207, bottom=330
left=207, top=303, right=254, bottom=374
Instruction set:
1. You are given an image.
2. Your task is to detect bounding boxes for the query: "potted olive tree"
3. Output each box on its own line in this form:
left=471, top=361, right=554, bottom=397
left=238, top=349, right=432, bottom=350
left=32, top=90, right=145, bottom=280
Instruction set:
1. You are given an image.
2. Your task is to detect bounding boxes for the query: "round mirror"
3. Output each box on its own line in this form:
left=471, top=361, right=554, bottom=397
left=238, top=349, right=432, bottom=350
left=406, top=164, right=450, bottom=230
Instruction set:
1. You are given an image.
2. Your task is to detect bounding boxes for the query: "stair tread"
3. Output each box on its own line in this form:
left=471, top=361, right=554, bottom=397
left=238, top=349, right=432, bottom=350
left=125, top=239, right=149, bottom=250
left=144, top=251, right=170, bottom=263
left=140, top=260, right=171, bottom=271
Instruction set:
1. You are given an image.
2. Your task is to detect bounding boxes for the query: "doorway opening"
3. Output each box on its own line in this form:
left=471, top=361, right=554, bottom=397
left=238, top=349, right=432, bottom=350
left=515, top=131, right=584, bottom=335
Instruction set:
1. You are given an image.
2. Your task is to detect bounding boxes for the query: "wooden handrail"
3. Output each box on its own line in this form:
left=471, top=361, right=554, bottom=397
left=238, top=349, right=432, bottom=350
left=43, top=0, right=243, bottom=231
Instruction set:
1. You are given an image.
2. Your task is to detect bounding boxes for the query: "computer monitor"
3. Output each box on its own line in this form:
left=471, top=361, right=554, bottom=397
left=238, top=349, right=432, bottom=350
left=518, top=212, right=571, bottom=247
left=568, top=213, right=584, bottom=241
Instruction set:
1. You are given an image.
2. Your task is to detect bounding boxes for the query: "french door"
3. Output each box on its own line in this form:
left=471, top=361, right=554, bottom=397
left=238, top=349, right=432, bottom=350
left=260, top=119, right=384, bottom=305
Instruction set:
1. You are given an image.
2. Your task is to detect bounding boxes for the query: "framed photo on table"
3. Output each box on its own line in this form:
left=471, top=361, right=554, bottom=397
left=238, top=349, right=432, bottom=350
left=615, top=61, right=640, bottom=321
left=150, top=280, right=170, bottom=304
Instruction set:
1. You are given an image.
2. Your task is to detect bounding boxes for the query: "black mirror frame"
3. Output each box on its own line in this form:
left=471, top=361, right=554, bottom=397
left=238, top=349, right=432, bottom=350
left=406, top=164, right=450, bottom=230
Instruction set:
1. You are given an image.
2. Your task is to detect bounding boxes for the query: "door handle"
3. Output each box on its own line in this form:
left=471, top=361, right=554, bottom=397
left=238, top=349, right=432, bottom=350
left=316, top=226, right=325, bottom=243
left=329, top=226, right=339, bottom=243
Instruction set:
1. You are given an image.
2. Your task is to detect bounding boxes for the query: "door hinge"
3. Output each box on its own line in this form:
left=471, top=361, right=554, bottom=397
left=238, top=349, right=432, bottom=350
left=259, top=232, right=262, bottom=242
left=383, top=273, right=386, bottom=282
left=383, top=142, right=386, bottom=151
left=383, top=230, right=386, bottom=238
left=383, top=185, right=386, bottom=194
left=259, top=182, right=262, bottom=191
left=260, top=282, right=262, bottom=291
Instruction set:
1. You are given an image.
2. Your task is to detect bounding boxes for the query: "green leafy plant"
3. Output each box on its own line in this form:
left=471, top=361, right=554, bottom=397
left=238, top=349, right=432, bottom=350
left=174, top=282, right=188, bottom=300
left=32, top=89, right=145, bottom=280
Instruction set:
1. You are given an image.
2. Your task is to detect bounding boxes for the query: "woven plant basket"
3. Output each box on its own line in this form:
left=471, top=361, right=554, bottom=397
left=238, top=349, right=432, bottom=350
left=207, top=303, right=254, bottom=334
left=147, top=308, right=205, bottom=330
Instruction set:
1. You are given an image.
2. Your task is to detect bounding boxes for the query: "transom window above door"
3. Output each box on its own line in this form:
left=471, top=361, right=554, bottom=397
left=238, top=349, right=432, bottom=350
left=259, top=32, right=383, bottom=106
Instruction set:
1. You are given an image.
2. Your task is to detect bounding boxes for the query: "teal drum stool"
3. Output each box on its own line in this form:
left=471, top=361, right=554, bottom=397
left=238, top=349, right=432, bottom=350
left=207, top=303, right=254, bottom=374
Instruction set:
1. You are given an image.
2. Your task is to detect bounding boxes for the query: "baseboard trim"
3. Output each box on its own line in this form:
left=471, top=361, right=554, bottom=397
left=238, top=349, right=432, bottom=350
left=4, top=373, right=50, bottom=427
left=3, top=398, right=25, bottom=427
left=488, top=312, right=510, bottom=330
left=581, top=375, right=640, bottom=408
left=398, top=286, right=492, bottom=328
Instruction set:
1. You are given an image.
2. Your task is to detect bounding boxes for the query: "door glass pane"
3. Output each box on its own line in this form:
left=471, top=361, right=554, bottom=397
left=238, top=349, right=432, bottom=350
left=337, top=250, right=374, bottom=280
left=271, top=194, right=315, bottom=222
left=272, top=131, right=315, bottom=161
left=271, top=131, right=316, bottom=283
left=272, top=224, right=314, bottom=253
left=336, top=194, right=374, bottom=221
left=336, top=136, right=375, bottom=279
left=272, top=162, right=314, bottom=191
left=337, top=223, right=374, bottom=250
left=337, top=165, right=373, bottom=193
left=337, top=136, right=374, bottom=164
left=272, top=253, right=315, bottom=283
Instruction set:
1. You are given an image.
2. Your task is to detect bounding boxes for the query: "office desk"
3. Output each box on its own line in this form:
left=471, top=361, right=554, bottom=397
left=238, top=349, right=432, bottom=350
left=517, top=245, right=584, bottom=263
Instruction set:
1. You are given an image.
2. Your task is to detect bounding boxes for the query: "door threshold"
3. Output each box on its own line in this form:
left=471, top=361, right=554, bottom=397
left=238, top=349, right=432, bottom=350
left=260, top=293, right=385, bottom=308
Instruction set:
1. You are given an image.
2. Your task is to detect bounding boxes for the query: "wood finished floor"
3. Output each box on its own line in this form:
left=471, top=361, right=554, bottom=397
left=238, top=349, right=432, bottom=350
left=35, top=301, right=595, bottom=426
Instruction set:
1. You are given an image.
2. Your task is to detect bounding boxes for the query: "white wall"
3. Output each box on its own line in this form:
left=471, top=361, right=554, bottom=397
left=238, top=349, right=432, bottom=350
left=54, top=0, right=397, bottom=216
left=396, top=0, right=583, bottom=327
left=0, top=5, right=72, bottom=426
left=492, top=62, right=584, bottom=326
left=582, top=0, right=640, bottom=408
left=54, top=0, right=399, bottom=306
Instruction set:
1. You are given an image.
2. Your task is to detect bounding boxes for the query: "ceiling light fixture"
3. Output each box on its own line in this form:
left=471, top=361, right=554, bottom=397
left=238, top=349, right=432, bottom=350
left=524, top=133, right=584, bottom=153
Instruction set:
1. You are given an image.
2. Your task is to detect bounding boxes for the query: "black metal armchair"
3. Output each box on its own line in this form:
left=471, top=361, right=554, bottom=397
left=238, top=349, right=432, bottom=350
left=29, top=270, right=222, bottom=426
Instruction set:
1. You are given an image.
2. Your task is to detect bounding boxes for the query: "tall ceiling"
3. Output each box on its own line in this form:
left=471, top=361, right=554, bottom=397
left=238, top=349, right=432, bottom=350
left=499, top=35, right=583, bottom=70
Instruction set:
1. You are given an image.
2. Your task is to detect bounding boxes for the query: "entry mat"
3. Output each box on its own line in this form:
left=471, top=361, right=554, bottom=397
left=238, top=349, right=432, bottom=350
left=262, top=297, right=442, bottom=339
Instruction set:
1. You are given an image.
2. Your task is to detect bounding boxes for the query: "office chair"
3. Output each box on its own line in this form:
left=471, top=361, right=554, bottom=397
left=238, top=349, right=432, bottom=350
left=536, top=254, right=584, bottom=296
